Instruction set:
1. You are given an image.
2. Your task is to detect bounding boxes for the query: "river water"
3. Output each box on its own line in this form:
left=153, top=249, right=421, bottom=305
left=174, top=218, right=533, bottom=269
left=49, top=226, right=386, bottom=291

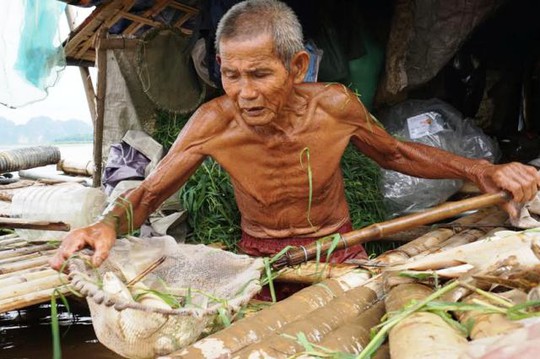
left=0, top=143, right=124, bottom=358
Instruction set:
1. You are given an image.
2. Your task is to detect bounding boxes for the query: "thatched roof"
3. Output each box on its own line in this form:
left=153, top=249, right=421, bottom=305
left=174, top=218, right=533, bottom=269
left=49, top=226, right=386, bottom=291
left=61, top=0, right=199, bottom=65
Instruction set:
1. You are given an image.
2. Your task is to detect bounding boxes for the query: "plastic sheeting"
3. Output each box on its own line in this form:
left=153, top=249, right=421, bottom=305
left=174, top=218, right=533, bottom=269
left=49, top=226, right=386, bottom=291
left=377, top=98, right=500, bottom=217
left=0, top=0, right=66, bottom=108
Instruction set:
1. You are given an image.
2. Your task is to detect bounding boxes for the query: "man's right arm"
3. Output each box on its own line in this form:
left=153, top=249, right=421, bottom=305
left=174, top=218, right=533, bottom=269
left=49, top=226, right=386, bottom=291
left=50, top=103, right=224, bottom=270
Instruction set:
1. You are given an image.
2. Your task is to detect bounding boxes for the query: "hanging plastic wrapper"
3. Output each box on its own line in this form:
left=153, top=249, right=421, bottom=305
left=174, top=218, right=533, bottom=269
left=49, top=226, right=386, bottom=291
left=0, top=0, right=66, bottom=108
left=377, top=99, right=500, bottom=217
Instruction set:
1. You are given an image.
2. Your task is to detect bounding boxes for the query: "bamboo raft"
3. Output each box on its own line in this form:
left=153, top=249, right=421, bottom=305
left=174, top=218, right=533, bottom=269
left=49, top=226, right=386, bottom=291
left=0, top=233, right=69, bottom=314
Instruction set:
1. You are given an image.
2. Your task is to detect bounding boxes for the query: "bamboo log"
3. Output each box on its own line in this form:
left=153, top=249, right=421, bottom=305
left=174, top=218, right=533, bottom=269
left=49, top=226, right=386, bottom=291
left=385, top=284, right=467, bottom=359
left=0, top=274, right=66, bottom=301
left=174, top=274, right=371, bottom=358
left=432, top=209, right=507, bottom=251
left=455, top=293, right=522, bottom=340
left=0, top=265, right=49, bottom=281
left=0, top=256, right=52, bottom=274
left=275, top=261, right=358, bottom=284
left=0, top=252, right=42, bottom=266
left=316, top=300, right=386, bottom=354
left=0, top=243, right=57, bottom=260
left=0, top=267, right=56, bottom=288
left=56, top=159, right=94, bottom=177
left=233, top=284, right=382, bottom=358
left=0, top=286, right=71, bottom=314
left=0, top=233, right=19, bottom=241
left=274, top=192, right=510, bottom=269
left=388, top=229, right=540, bottom=273
left=0, top=217, right=70, bottom=231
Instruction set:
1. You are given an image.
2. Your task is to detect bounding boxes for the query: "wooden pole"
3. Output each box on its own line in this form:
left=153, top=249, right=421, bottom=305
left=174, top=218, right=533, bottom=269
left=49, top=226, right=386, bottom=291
left=273, top=192, right=510, bottom=269
left=92, top=27, right=108, bottom=188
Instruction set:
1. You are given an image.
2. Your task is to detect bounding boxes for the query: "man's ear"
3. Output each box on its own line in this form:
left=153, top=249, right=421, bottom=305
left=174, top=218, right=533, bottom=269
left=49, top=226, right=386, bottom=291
left=290, top=50, right=310, bottom=84
left=216, top=55, right=221, bottom=65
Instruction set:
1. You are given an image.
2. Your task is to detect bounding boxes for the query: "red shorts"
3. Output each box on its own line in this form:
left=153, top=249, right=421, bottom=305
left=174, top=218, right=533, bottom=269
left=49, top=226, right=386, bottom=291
left=238, top=222, right=367, bottom=301
left=238, top=221, right=367, bottom=263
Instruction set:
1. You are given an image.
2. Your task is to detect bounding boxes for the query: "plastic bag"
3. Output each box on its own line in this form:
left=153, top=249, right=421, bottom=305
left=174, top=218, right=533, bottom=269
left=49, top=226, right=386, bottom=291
left=377, top=98, right=500, bottom=217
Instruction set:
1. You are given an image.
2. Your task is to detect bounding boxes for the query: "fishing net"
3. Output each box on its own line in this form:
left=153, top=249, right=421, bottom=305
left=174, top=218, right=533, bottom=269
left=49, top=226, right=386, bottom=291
left=68, top=236, right=263, bottom=359
left=0, top=0, right=66, bottom=108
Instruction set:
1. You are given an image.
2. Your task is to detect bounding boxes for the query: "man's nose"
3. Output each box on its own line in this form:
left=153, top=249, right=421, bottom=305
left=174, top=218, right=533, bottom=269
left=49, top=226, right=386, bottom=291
left=239, top=79, right=258, bottom=100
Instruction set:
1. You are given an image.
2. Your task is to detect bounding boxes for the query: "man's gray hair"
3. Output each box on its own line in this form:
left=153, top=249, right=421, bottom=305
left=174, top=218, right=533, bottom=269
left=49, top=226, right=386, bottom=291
left=215, top=0, right=304, bottom=68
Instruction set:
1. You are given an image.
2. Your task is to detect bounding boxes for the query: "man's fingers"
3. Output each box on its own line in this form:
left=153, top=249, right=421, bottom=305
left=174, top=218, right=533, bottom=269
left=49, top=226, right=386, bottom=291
left=501, top=201, right=519, bottom=220
left=49, top=234, right=86, bottom=271
left=91, top=239, right=112, bottom=267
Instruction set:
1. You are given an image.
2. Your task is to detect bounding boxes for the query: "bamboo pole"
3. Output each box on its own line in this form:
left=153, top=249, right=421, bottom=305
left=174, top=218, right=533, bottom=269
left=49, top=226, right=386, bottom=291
left=0, top=233, right=19, bottom=241
left=274, top=192, right=510, bottom=269
left=0, top=243, right=57, bottom=260
left=0, top=256, right=52, bottom=274
left=0, top=265, right=49, bottom=281
left=0, top=286, right=71, bottom=314
left=93, top=27, right=108, bottom=188
left=0, top=218, right=70, bottom=232
left=0, top=252, right=42, bottom=266
left=0, top=274, right=66, bottom=301
left=0, top=267, right=56, bottom=287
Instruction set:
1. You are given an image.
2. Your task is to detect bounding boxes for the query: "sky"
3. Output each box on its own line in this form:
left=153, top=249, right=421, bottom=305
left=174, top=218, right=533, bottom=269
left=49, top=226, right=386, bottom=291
left=0, top=2, right=94, bottom=125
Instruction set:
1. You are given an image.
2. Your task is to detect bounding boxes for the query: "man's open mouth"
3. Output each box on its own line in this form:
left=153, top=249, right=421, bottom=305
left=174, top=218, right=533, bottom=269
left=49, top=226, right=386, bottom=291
left=243, top=107, right=265, bottom=116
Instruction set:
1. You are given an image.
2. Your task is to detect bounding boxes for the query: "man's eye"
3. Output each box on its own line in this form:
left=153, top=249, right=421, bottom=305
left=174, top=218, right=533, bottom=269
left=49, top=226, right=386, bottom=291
left=254, top=72, right=269, bottom=78
left=224, top=72, right=239, bottom=79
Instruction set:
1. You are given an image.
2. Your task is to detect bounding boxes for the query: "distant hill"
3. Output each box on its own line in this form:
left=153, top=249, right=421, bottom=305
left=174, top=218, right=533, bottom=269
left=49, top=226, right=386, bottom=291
left=0, top=116, right=93, bottom=145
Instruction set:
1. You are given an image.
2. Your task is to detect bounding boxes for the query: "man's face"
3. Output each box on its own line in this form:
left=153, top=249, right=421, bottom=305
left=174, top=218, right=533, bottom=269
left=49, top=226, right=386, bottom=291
left=218, top=34, right=294, bottom=127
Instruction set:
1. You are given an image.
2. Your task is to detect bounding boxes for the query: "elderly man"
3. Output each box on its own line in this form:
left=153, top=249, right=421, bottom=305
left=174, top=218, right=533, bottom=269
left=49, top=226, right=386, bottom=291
left=51, top=0, right=540, bottom=270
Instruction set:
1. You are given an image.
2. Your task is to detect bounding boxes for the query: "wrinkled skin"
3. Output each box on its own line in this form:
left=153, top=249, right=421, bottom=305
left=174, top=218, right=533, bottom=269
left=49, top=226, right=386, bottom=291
left=50, top=33, right=540, bottom=270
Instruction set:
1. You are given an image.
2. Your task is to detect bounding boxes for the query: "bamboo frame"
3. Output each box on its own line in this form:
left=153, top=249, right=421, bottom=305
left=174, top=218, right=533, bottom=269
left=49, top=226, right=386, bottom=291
left=63, top=0, right=199, bottom=64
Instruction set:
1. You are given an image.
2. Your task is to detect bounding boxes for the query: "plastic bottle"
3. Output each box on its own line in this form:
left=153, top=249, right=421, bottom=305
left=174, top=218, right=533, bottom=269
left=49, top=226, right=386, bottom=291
left=10, top=184, right=107, bottom=241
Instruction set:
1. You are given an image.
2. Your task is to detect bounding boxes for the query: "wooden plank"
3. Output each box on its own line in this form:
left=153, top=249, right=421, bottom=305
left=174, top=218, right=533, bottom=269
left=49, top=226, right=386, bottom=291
left=0, top=267, right=55, bottom=287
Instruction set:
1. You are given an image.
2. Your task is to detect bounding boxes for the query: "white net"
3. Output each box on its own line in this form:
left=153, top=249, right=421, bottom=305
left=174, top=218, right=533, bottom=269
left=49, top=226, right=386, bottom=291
left=69, top=236, right=263, bottom=359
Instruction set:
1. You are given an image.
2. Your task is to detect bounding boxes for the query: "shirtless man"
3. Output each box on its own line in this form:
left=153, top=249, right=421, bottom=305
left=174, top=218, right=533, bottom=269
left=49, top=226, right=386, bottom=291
left=50, top=0, right=540, bottom=270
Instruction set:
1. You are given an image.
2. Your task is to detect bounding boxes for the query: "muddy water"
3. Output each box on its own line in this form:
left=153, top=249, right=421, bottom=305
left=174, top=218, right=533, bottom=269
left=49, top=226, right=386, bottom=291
left=0, top=302, right=123, bottom=359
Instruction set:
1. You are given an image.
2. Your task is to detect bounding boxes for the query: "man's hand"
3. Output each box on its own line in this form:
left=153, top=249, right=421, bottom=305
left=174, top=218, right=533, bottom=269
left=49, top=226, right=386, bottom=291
left=49, top=222, right=117, bottom=271
left=472, top=162, right=540, bottom=218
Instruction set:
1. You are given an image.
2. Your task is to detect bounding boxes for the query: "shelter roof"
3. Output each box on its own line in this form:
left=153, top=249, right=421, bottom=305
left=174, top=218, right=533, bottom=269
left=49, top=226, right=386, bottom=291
left=59, top=0, right=199, bottom=65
